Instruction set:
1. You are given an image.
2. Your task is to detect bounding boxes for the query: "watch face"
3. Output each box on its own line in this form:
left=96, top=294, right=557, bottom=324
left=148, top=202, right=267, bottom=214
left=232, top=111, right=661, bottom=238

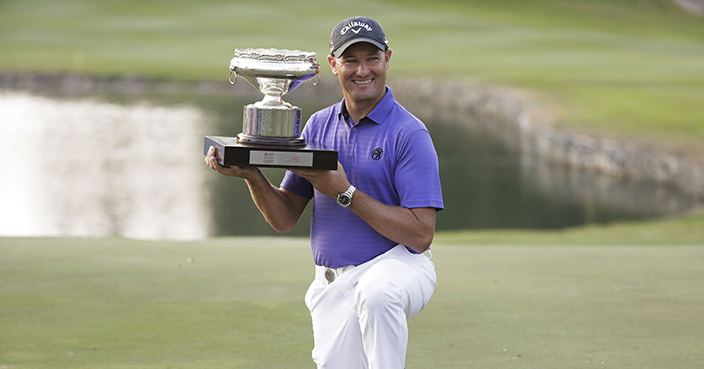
left=337, top=185, right=355, bottom=207
left=337, top=195, right=351, bottom=207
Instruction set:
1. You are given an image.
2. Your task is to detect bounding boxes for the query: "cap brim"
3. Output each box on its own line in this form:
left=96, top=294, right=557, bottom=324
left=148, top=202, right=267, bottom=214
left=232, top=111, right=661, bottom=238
left=332, top=38, right=387, bottom=57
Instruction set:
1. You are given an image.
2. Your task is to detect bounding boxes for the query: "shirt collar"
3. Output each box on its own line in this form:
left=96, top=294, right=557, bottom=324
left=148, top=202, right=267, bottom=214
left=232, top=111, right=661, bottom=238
left=337, top=86, right=394, bottom=125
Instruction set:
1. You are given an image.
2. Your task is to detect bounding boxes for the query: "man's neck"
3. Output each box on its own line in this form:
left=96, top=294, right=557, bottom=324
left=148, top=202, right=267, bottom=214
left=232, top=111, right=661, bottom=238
left=345, top=103, right=372, bottom=125
left=344, top=90, right=386, bottom=124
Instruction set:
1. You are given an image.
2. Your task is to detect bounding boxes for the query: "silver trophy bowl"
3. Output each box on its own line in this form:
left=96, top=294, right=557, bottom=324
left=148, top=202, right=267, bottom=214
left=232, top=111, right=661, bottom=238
left=229, top=48, right=320, bottom=146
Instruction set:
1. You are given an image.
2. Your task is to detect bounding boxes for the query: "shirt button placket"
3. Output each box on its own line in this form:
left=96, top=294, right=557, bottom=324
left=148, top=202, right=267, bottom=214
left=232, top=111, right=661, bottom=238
left=348, top=125, right=357, bottom=158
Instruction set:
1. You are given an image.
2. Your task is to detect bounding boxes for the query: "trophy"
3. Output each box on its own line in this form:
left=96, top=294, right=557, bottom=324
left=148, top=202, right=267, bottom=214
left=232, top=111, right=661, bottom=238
left=204, top=48, right=338, bottom=170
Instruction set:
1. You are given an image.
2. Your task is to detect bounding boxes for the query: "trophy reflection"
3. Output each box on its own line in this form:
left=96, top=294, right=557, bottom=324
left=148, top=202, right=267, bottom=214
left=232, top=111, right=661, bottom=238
left=204, top=48, right=338, bottom=169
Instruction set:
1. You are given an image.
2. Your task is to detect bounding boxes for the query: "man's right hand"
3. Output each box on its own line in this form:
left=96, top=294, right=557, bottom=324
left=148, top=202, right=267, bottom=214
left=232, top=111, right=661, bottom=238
left=205, top=145, right=259, bottom=179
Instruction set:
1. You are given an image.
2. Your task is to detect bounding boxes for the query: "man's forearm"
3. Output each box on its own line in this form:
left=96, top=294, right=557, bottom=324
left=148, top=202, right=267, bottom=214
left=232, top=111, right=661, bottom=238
left=245, top=170, right=307, bottom=233
left=206, top=146, right=307, bottom=233
left=348, top=190, right=436, bottom=253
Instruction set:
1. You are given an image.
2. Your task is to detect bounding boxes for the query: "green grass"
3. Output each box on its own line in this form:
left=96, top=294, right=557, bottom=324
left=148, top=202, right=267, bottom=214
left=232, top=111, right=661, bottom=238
left=0, top=237, right=316, bottom=369
left=1, top=235, right=703, bottom=368
left=1, top=0, right=704, bottom=153
left=435, top=210, right=704, bottom=246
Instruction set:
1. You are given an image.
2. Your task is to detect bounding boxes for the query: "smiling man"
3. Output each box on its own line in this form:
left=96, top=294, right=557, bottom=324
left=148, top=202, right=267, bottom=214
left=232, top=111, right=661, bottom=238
left=206, top=16, right=443, bottom=369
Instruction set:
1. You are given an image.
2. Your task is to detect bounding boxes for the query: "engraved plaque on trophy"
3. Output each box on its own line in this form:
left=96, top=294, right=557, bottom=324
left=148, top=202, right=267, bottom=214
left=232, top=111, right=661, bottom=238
left=204, top=48, right=338, bottom=170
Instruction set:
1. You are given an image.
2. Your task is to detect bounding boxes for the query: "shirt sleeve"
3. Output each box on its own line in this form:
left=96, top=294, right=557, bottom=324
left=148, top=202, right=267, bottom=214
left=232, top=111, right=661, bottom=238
left=280, top=170, right=314, bottom=200
left=394, top=129, right=444, bottom=211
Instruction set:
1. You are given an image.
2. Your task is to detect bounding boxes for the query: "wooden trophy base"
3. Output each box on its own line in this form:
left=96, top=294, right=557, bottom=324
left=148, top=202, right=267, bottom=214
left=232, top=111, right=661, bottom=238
left=204, top=136, right=338, bottom=170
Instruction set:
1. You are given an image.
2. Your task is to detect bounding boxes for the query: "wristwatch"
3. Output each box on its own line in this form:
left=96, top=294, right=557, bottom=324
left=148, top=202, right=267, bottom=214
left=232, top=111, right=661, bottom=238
left=336, top=185, right=356, bottom=208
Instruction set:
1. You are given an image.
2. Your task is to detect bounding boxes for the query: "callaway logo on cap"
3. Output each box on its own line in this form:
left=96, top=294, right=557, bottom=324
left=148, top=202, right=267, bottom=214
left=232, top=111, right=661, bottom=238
left=329, top=16, right=389, bottom=57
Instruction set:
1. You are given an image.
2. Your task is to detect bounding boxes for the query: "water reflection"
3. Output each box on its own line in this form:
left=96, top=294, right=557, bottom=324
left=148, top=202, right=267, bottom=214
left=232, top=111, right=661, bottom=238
left=427, top=104, right=698, bottom=230
left=0, top=91, right=211, bottom=240
left=0, top=88, right=699, bottom=240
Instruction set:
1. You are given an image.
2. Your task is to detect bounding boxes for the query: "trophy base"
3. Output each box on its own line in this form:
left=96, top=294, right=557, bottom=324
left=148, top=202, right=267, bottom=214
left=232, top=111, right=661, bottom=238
left=204, top=136, right=338, bottom=170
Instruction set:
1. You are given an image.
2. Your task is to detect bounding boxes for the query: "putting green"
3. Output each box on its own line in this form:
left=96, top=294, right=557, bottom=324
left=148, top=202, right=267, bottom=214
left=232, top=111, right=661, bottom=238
left=1, top=236, right=702, bottom=368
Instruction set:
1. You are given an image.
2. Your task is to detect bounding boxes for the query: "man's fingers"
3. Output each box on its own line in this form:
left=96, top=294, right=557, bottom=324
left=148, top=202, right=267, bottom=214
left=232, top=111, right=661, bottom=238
left=205, top=146, right=226, bottom=171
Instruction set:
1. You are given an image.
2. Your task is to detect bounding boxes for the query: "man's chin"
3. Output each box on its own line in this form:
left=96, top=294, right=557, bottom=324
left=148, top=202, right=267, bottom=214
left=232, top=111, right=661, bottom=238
left=348, top=85, right=381, bottom=101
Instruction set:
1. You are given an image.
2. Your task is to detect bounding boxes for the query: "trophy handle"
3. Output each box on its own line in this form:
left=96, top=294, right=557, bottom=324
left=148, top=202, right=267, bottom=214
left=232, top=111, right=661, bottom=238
left=229, top=69, right=237, bottom=85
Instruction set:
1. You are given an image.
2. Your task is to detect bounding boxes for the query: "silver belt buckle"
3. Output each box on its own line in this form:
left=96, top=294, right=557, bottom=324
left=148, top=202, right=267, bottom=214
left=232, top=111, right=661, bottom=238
left=324, top=267, right=335, bottom=283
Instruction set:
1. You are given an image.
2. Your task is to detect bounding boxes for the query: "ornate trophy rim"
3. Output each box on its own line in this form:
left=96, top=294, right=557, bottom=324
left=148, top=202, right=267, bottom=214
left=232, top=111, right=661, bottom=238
left=233, top=48, right=317, bottom=63
left=229, top=47, right=321, bottom=101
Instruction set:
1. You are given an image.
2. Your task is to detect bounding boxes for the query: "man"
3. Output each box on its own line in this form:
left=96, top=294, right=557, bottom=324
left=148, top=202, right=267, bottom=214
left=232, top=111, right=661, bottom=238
left=205, top=16, right=443, bottom=369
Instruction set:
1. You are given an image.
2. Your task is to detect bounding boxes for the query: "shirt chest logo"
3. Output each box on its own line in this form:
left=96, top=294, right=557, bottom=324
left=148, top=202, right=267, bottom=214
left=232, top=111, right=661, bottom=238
left=371, top=147, right=384, bottom=161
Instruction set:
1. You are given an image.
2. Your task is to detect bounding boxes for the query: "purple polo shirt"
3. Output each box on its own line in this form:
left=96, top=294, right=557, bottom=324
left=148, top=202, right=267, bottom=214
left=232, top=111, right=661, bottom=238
left=280, top=87, right=444, bottom=268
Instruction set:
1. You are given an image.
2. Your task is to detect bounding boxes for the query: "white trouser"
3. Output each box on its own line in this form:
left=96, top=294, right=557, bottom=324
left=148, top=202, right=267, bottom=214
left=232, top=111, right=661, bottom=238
left=305, top=244, right=437, bottom=369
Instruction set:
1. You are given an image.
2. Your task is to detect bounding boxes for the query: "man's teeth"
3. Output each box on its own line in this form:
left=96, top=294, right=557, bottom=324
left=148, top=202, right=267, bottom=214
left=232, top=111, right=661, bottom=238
left=354, top=79, right=373, bottom=85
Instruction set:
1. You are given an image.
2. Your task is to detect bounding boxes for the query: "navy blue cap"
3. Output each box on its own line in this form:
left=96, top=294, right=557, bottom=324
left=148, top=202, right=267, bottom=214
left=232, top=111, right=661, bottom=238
left=329, top=16, right=389, bottom=57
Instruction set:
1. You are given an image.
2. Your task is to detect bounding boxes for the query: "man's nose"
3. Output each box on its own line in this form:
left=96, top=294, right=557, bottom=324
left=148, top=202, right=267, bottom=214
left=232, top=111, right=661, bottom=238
left=356, top=61, right=370, bottom=75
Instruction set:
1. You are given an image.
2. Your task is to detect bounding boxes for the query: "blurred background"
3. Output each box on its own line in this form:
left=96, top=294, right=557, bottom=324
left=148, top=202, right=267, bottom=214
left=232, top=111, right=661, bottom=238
left=1, top=0, right=703, bottom=240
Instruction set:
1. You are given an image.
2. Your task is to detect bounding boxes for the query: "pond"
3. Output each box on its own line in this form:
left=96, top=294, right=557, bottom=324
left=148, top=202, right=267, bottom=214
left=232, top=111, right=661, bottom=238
left=0, top=82, right=698, bottom=240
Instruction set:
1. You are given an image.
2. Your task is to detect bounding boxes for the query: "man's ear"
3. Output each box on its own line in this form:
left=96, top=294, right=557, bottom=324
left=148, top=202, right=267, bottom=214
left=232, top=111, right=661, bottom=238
left=384, top=49, right=392, bottom=70
left=327, top=55, right=339, bottom=76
